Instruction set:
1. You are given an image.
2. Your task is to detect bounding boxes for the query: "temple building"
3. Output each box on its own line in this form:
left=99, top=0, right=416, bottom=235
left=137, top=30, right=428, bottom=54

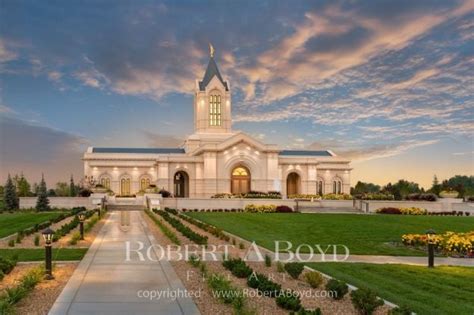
left=83, top=47, right=352, bottom=198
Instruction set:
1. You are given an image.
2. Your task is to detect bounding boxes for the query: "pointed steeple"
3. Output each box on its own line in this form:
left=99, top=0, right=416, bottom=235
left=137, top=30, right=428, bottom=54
left=199, top=44, right=228, bottom=91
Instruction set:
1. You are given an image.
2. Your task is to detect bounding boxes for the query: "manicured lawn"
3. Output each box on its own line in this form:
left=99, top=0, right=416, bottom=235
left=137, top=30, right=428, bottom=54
left=188, top=213, right=474, bottom=255
left=0, top=248, right=88, bottom=261
left=307, top=262, right=474, bottom=315
left=0, top=211, right=66, bottom=238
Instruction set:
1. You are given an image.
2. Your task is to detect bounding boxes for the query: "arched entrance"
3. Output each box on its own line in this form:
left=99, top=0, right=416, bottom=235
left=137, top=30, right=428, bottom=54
left=287, top=172, right=300, bottom=196
left=231, top=166, right=251, bottom=195
left=174, top=171, right=189, bottom=198
left=120, top=177, right=131, bottom=196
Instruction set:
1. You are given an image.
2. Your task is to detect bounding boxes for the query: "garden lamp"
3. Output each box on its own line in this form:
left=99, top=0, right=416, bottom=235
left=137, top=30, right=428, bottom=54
left=426, top=229, right=436, bottom=268
left=41, top=227, right=55, bottom=279
left=78, top=213, right=85, bottom=240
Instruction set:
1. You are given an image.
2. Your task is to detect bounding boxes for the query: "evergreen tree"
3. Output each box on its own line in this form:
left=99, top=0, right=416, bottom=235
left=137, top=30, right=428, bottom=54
left=429, top=175, right=441, bottom=196
left=14, top=173, right=31, bottom=197
left=36, top=174, right=50, bottom=211
left=69, top=175, right=77, bottom=197
left=4, top=174, right=19, bottom=210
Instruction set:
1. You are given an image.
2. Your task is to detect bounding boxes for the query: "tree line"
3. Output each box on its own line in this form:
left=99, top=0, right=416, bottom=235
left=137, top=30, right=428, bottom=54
left=351, top=175, right=474, bottom=200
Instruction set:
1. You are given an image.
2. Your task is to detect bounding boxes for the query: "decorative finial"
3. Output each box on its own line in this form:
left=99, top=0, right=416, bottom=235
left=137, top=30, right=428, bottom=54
left=209, top=43, right=215, bottom=58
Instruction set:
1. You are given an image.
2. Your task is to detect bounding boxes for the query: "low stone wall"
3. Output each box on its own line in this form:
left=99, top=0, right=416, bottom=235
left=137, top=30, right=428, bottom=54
left=358, top=199, right=472, bottom=213
left=161, top=198, right=297, bottom=210
left=19, top=197, right=96, bottom=210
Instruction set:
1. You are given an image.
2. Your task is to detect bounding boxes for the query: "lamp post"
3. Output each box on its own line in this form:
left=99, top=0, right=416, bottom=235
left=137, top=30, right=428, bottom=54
left=426, top=229, right=436, bottom=268
left=42, top=228, right=55, bottom=280
left=78, top=213, right=85, bottom=240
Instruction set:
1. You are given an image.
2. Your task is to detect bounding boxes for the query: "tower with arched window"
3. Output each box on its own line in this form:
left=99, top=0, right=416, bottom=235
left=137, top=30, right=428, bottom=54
left=193, top=45, right=232, bottom=134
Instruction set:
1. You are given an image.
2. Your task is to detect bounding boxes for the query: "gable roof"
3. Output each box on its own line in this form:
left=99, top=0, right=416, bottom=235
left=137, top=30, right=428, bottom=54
left=199, top=57, right=229, bottom=91
left=279, top=150, right=333, bottom=157
left=92, top=147, right=185, bottom=154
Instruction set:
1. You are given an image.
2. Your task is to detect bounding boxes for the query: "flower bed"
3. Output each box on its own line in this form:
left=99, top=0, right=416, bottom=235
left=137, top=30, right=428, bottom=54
left=376, top=207, right=427, bottom=215
left=355, top=193, right=394, bottom=200
left=322, top=193, right=353, bottom=200
left=402, top=231, right=474, bottom=257
left=244, top=204, right=277, bottom=213
left=211, top=191, right=282, bottom=199
left=288, top=194, right=320, bottom=200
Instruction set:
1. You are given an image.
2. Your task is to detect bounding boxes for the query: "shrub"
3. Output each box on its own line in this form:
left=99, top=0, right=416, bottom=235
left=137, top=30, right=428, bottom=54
left=357, top=193, right=394, bottom=200
left=8, top=239, right=15, bottom=247
left=400, top=207, right=427, bottom=215
left=34, top=234, right=40, bottom=246
left=351, top=287, right=384, bottom=315
left=284, top=262, right=304, bottom=279
left=15, top=233, right=22, bottom=244
left=290, top=308, right=322, bottom=315
left=145, top=209, right=180, bottom=245
left=222, top=258, right=253, bottom=278
left=158, top=189, right=171, bottom=198
left=288, top=194, right=320, bottom=200
left=244, top=204, right=277, bottom=213
left=325, top=279, right=348, bottom=300
left=207, top=273, right=245, bottom=310
left=247, top=273, right=281, bottom=297
left=304, top=271, right=323, bottom=288
left=69, top=231, right=81, bottom=245
left=276, top=205, right=293, bottom=213
left=154, top=210, right=207, bottom=245
left=264, top=254, right=272, bottom=267
left=239, top=242, right=245, bottom=249
left=277, top=261, right=285, bottom=273
left=0, top=257, right=16, bottom=274
left=0, top=270, right=4, bottom=281
left=275, top=291, right=302, bottom=311
left=189, top=254, right=200, bottom=268
left=376, top=207, right=401, bottom=214
left=322, top=193, right=352, bottom=200
left=405, top=193, right=437, bottom=201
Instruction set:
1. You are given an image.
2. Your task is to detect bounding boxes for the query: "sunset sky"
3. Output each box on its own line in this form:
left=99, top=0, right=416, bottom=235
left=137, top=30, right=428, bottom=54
left=0, top=0, right=473, bottom=188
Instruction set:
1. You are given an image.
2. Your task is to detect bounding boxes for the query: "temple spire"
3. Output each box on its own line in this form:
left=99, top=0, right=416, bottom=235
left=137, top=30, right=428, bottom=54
left=209, top=43, right=215, bottom=58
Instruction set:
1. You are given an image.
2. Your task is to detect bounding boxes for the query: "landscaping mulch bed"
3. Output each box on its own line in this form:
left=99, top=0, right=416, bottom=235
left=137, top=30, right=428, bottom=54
left=163, top=211, right=393, bottom=315
left=14, top=263, right=78, bottom=315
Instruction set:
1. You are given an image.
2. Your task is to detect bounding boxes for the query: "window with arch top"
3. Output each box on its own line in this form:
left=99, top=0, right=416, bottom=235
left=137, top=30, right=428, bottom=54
left=209, top=94, right=222, bottom=126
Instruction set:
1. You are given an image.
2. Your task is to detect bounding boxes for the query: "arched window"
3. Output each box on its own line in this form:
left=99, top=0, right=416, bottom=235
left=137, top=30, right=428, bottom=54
left=317, top=180, right=324, bottom=195
left=99, top=176, right=110, bottom=189
left=140, top=177, right=151, bottom=191
left=209, top=94, right=222, bottom=126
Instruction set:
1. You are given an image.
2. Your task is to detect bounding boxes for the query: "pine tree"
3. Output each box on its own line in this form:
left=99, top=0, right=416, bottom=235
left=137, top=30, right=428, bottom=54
left=4, top=174, right=19, bottom=210
left=69, top=175, right=76, bottom=197
left=36, top=174, right=50, bottom=211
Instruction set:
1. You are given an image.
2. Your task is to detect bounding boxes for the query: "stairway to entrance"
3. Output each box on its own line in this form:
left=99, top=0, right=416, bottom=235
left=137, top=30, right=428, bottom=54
left=108, top=204, right=145, bottom=211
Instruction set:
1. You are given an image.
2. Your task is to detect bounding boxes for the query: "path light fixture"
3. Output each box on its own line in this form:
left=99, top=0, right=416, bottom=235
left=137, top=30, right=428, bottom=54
left=79, top=213, right=85, bottom=240
left=426, top=229, right=436, bottom=268
left=42, top=227, right=55, bottom=280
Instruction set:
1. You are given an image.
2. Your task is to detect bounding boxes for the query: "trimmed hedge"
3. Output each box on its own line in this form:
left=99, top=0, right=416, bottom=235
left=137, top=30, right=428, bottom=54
left=154, top=210, right=207, bottom=245
left=145, top=209, right=180, bottom=245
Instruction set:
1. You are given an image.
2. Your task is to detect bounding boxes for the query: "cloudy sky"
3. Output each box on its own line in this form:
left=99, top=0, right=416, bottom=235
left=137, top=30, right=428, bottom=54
left=0, top=0, right=473, bottom=188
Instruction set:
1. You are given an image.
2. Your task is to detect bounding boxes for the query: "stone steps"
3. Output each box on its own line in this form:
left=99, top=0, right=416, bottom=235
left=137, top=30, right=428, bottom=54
left=107, top=205, right=145, bottom=211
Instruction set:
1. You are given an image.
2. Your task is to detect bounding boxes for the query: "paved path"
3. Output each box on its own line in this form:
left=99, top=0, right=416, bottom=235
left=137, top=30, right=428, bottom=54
left=49, top=211, right=200, bottom=315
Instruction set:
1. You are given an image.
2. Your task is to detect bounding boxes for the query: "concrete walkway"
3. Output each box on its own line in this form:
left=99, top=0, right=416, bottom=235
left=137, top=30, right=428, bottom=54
left=49, top=211, right=200, bottom=315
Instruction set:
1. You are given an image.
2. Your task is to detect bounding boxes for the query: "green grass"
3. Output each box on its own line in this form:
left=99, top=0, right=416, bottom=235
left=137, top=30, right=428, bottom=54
left=307, top=262, right=474, bottom=315
left=0, top=211, right=66, bottom=238
left=0, top=248, right=87, bottom=261
left=188, top=213, right=474, bottom=255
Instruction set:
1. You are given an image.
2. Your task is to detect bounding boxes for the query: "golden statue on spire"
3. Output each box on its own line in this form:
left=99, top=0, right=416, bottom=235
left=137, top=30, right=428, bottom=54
left=209, top=43, right=215, bottom=58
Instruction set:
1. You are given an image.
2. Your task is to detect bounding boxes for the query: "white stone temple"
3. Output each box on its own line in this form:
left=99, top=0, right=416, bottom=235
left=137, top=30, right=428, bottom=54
left=83, top=47, right=352, bottom=198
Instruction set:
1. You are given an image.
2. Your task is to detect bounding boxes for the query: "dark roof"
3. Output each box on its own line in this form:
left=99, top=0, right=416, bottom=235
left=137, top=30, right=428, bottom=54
left=279, top=150, right=333, bottom=157
left=92, top=148, right=185, bottom=154
left=199, top=57, right=228, bottom=91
